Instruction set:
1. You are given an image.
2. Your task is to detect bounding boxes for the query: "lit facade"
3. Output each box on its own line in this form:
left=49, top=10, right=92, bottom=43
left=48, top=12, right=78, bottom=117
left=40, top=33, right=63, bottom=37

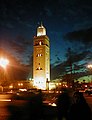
left=33, top=23, right=50, bottom=90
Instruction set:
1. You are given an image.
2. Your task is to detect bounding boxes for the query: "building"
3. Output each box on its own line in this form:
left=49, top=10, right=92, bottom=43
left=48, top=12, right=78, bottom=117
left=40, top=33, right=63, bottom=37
left=33, top=23, right=50, bottom=90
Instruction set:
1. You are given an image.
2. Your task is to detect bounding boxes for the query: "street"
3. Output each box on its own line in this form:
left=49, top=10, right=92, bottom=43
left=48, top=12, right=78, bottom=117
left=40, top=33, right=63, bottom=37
left=0, top=93, right=92, bottom=120
left=0, top=93, right=12, bottom=120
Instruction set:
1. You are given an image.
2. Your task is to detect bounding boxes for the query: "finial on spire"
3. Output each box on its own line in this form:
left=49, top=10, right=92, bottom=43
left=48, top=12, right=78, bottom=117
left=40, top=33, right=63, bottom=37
left=41, top=21, right=43, bottom=27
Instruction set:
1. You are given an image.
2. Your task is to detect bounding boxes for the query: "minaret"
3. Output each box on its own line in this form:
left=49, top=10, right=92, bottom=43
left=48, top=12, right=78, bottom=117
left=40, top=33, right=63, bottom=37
left=33, top=23, right=50, bottom=90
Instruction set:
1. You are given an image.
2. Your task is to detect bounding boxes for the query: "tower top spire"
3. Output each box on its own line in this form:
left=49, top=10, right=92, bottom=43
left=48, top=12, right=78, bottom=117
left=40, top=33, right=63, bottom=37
left=37, top=22, right=46, bottom=36
left=41, top=21, right=43, bottom=27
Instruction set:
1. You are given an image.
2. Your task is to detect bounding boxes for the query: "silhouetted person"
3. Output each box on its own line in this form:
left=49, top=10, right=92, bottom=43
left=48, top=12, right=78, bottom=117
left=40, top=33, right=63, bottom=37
left=24, top=89, right=43, bottom=120
left=7, top=104, right=23, bottom=120
left=68, top=91, right=92, bottom=120
left=57, top=88, right=71, bottom=120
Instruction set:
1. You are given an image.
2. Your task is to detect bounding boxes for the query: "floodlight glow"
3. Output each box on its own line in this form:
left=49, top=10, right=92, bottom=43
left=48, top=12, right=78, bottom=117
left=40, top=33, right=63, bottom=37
left=34, top=77, right=46, bottom=90
left=87, top=64, right=92, bottom=68
left=0, top=58, right=9, bottom=69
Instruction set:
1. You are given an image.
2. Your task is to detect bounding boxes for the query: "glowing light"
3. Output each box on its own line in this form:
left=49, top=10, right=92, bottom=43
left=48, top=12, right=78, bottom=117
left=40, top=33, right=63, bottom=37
left=0, top=58, right=9, bottom=69
left=85, top=85, right=87, bottom=87
left=48, top=103, right=57, bottom=106
left=49, top=83, right=56, bottom=90
left=34, top=77, right=46, bottom=90
left=29, top=78, right=32, bottom=80
left=18, top=83, right=23, bottom=86
left=9, top=85, right=13, bottom=88
left=56, top=83, right=58, bottom=85
left=19, top=89, right=27, bottom=91
left=59, top=83, right=61, bottom=85
left=87, top=64, right=92, bottom=68
left=18, top=83, right=21, bottom=86
left=37, top=25, right=46, bottom=36
left=21, top=83, right=23, bottom=86
left=0, top=99, right=11, bottom=101
left=39, top=41, right=42, bottom=45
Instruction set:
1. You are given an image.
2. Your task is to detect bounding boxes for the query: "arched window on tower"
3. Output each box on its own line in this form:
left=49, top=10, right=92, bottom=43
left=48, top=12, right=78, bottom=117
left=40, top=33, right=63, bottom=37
left=36, top=67, right=43, bottom=70
left=39, top=41, right=42, bottom=45
left=39, top=41, right=44, bottom=45
left=36, top=54, right=42, bottom=57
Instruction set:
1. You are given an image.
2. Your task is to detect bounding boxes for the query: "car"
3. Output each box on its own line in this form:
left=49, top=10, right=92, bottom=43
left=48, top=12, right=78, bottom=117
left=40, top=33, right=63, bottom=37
left=79, top=88, right=86, bottom=93
left=11, top=91, right=36, bottom=100
left=11, top=88, right=42, bottom=100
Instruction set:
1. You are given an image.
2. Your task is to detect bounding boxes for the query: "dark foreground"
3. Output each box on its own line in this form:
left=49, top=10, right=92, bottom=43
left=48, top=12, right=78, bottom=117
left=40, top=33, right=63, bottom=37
left=0, top=92, right=58, bottom=120
left=0, top=92, right=92, bottom=120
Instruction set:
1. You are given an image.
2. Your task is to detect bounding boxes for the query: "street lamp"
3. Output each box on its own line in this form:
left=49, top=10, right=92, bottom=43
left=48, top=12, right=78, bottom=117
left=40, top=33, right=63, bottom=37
left=0, top=58, right=9, bottom=69
left=87, top=64, right=92, bottom=69
left=0, top=57, right=9, bottom=92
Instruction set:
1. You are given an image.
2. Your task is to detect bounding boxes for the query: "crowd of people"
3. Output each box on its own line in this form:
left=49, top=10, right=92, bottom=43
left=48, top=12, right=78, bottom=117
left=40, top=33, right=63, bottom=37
left=57, top=89, right=92, bottom=120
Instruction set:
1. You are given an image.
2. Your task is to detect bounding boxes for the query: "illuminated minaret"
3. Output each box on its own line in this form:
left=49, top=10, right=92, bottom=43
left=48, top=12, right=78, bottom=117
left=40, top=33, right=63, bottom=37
left=33, top=23, right=50, bottom=90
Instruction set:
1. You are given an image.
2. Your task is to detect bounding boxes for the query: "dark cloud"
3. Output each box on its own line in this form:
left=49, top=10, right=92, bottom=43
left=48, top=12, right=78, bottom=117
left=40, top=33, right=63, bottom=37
left=51, top=62, right=66, bottom=79
left=63, top=27, right=92, bottom=48
left=10, top=40, right=26, bottom=54
left=51, top=50, right=92, bottom=79
left=6, top=35, right=32, bottom=54
left=68, top=50, right=91, bottom=64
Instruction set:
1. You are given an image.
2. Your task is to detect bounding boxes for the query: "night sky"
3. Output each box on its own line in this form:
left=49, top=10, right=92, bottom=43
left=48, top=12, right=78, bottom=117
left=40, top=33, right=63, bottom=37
left=0, top=0, right=92, bottom=79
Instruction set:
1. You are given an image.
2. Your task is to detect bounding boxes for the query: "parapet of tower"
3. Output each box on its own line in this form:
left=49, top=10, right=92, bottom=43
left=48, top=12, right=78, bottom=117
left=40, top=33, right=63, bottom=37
left=37, top=23, right=46, bottom=36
